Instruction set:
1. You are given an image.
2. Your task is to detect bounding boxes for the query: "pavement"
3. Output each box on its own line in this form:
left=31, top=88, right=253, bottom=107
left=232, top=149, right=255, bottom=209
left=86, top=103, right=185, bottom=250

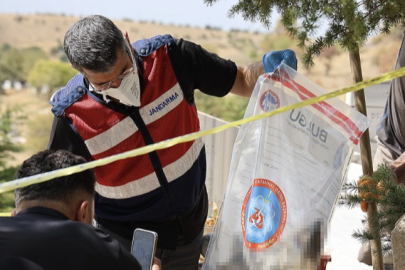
left=326, top=204, right=372, bottom=269
left=325, top=162, right=372, bottom=270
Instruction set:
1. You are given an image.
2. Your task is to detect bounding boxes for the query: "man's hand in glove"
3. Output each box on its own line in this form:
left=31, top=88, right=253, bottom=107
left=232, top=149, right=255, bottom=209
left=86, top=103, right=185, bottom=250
left=262, top=49, right=298, bottom=73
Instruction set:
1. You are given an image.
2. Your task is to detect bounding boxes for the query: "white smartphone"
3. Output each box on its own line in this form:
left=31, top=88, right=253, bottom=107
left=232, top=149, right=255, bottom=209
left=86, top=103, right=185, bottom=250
left=131, top=228, right=158, bottom=270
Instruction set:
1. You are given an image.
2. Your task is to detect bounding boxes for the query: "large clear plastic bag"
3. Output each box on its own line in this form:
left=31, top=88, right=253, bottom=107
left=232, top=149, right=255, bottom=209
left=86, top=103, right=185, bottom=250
left=203, top=63, right=370, bottom=270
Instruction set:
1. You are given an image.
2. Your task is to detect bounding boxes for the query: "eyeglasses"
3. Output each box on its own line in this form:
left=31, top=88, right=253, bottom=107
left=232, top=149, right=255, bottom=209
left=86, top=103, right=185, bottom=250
left=91, top=66, right=135, bottom=92
left=89, top=49, right=135, bottom=92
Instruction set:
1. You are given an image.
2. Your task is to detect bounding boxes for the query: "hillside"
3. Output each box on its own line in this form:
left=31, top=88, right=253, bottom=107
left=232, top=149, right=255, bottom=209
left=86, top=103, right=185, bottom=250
left=0, top=13, right=403, bottom=214
left=0, top=13, right=403, bottom=167
left=1, top=13, right=403, bottom=91
left=0, top=14, right=266, bottom=68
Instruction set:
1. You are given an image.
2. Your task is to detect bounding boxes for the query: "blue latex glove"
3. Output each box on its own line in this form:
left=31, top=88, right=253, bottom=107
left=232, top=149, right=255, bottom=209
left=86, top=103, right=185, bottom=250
left=263, top=49, right=298, bottom=73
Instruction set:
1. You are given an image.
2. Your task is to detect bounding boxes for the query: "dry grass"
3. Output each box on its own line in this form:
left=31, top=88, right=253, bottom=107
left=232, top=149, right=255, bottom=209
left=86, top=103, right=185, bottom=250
left=1, top=13, right=402, bottom=91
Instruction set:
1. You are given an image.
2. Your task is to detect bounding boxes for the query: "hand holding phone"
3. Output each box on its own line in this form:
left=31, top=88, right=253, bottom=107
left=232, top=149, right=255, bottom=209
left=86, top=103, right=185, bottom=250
left=131, top=228, right=158, bottom=270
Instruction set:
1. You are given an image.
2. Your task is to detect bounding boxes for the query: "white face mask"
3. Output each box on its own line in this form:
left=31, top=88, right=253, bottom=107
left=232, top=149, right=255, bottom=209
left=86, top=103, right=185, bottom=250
left=89, top=40, right=141, bottom=107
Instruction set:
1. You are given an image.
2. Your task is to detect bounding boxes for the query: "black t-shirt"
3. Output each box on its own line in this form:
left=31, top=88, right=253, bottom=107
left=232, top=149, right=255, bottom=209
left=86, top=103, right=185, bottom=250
left=47, top=37, right=237, bottom=249
left=0, top=207, right=141, bottom=270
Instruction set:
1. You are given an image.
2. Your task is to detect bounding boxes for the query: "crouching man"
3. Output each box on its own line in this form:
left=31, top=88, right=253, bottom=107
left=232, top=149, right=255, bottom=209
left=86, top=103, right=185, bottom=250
left=0, top=149, right=160, bottom=270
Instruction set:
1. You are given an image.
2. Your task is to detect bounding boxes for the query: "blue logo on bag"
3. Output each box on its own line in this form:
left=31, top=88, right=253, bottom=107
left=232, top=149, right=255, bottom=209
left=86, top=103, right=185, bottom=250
left=242, top=179, right=287, bottom=250
left=260, top=90, right=280, bottom=112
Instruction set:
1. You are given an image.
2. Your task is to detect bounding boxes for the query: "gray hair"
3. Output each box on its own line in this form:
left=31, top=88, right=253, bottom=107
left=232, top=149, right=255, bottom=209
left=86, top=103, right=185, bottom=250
left=64, top=15, right=127, bottom=73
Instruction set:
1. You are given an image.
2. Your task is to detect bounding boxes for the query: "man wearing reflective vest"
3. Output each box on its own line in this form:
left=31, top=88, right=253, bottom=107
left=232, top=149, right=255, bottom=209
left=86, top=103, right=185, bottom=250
left=48, top=15, right=297, bottom=269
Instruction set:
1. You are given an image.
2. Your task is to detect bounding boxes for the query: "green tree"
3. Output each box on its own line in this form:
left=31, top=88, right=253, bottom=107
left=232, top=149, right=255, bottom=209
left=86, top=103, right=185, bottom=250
left=204, top=0, right=405, bottom=267
left=195, top=91, right=249, bottom=122
left=205, top=0, right=405, bottom=67
left=51, top=39, right=68, bottom=62
left=341, top=164, right=405, bottom=255
left=20, top=47, right=49, bottom=80
left=0, top=46, right=48, bottom=88
left=320, top=46, right=340, bottom=75
left=0, top=103, right=24, bottom=212
left=0, top=48, right=24, bottom=83
left=27, top=60, right=78, bottom=97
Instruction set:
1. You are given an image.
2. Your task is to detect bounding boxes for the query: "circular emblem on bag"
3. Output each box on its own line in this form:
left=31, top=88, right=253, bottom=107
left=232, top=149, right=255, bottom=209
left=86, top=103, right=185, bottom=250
left=260, top=90, right=280, bottom=112
left=241, top=178, right=287, bottom=250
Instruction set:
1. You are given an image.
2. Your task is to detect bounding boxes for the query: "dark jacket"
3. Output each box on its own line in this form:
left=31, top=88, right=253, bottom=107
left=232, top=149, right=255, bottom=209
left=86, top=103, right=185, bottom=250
left=0, top=207, right=141, bottom=270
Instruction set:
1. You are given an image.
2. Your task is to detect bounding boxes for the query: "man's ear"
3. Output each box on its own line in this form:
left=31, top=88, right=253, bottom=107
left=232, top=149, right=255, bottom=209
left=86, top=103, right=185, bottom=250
left=76, top=201, right=90, bottom=224
left=11, top=208, right=17, bottom=217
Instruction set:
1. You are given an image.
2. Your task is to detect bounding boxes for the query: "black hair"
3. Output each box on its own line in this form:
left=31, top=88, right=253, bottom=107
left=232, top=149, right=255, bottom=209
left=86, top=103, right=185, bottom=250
left=63, top=15, right=127, bottom=73
left=14, top=149, right=95, bottom=207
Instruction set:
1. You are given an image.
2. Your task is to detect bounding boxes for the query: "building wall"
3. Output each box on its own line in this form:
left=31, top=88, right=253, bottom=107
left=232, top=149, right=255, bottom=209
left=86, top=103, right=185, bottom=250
left=198, top=111, right=239, bottom=208
left=345, top=81, right=391, bottom=163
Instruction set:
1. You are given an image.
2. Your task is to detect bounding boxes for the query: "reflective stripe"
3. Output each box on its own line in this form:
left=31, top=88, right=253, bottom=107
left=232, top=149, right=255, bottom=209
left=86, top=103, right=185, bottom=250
left=140, top=83, right=183, bottom=124
left=85, top=117, right=138, bottom=155
left=84, top=83, right=184, bottom=156
left=95, top=137, right=204, bottom=199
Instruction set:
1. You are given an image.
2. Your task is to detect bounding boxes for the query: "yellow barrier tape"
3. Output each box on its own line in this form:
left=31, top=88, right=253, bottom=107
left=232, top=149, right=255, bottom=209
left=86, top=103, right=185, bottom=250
left=0, top=66, right=404, bottom=196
